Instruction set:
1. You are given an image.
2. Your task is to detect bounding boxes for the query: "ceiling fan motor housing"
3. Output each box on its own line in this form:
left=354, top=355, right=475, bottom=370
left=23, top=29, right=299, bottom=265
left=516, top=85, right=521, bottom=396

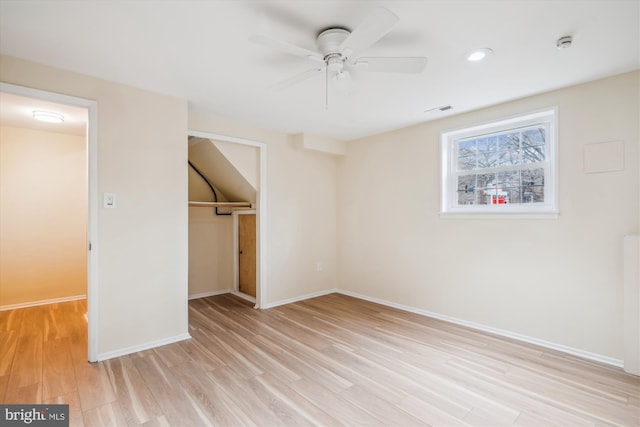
left=317, top=28, right=350, bottom=57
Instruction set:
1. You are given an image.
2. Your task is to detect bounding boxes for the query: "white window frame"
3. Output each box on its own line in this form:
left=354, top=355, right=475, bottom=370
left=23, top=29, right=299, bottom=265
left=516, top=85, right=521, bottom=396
left=440, top=108, right=558, bottom=218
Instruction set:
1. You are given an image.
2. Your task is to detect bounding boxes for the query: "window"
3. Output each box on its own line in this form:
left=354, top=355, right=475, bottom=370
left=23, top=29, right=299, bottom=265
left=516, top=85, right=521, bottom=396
left=441, top=109, right=557, bottom=217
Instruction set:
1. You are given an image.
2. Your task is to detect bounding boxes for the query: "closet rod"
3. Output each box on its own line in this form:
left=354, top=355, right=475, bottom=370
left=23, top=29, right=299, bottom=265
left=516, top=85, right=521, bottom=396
left=188, top=201, right=252, bottom=208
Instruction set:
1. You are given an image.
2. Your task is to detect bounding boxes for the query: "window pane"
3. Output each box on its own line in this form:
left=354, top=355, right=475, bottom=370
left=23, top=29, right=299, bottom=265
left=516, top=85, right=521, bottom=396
left=457, top=175, right=477, bottom=205
left=521, top=186, right=544, bottom=203
left=458, top=190, right=477, bottom=205
left=498, top=170, right=520, bottom=188
left=475, top=173, right=495, bottom=190
left=458, top=155, right=476, bottom=170
left=504, top=187, right=521, bottom=204
left=522, top=127, right=545, bottom=146
left=498, top=132, right=519, bottom=150
left=458, top=139, right=476, bottom=156
left=498, top=149, right=521, bottom=166
left=521, top=168, right=545, bottom=203
left=477, top=136, right=498, bottom=152
left=457, top=175, right=475, bottom=192
left=497, top=132, right=520, bottom=166
left=521, top=168, right=544, bottom=186
left=531, top=186, right=545, bottom=203
left=522, top=145, right=545, bottom=163
left=473, top=189, right=487, bottom=205
left=522, top=127, right=546, bottom=163
left=475, top=173, right=495, bottom=205
left=477, top=137, right=498, bottom=168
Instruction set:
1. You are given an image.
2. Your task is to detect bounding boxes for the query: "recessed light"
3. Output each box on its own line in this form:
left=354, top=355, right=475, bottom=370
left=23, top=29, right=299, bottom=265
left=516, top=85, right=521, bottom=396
left=466, top=48, right=493, bottom=62
left=32, top=110, right=64, bottom=123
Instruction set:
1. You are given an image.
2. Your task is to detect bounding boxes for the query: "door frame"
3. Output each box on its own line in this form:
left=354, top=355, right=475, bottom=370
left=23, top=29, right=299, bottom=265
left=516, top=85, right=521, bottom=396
left=188, top=130, right=267, bottom=309
left=0, top=82, right=99, bottom=362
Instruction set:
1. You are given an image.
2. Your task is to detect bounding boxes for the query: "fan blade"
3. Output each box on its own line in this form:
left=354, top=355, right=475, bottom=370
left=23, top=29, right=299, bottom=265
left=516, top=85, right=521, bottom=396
left=249, top=34, right=324, bottom=62
left=339, top=7, right=399, bottom=59
left=271, top=66, right=325, bottom=91
left=352, top=57, right=427, bottom=73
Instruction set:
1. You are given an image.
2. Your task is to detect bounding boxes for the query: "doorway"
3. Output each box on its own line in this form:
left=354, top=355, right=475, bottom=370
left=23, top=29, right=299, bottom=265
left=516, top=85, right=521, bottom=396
left=188, top=131, right=267, bottom=308
left=0, top=83, right=98, bottom=362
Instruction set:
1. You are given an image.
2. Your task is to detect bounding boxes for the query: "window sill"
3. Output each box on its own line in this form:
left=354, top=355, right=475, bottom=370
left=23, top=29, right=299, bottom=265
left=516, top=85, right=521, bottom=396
left=439, top=210, right=559, bottom=220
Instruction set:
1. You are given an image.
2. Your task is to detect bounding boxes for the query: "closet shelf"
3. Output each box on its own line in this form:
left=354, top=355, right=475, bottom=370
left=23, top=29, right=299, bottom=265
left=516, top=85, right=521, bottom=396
left=188, top=201, right=252, bottom=208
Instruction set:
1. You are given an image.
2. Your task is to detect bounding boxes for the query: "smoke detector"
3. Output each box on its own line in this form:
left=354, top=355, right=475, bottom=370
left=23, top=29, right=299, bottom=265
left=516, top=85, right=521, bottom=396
left=556, top=36, right=573, bottom=49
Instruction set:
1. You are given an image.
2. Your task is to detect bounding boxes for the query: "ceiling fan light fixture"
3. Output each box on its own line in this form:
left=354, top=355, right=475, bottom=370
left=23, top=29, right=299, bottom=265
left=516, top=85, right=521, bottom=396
left=466, top=48, right=493, bottom=62
left=32, top=110, right=64, bottom=123
left=326, top=54, right=343, bottom=72
left=335, top=70, right=350, bottom=80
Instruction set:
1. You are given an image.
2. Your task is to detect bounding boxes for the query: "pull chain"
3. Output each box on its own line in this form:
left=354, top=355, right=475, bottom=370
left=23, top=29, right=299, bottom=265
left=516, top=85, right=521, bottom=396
left=325, top=65, right=329, bottom=109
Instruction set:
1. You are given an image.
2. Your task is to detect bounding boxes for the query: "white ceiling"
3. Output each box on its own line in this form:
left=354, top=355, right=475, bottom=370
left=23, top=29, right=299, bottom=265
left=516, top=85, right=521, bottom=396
left=0, top=0, right=638, bottom=141
left=0, top=92, right=87, bottom=136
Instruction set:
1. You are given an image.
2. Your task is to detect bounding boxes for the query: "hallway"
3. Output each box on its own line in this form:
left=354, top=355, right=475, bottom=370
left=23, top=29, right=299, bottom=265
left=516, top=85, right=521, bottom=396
left=1, top=300, right=87, bottom=424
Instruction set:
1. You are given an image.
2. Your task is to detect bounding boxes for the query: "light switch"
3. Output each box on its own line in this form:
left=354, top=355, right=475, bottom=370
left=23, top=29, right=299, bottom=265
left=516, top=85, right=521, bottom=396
left=103, top=193, right=117, bottom=208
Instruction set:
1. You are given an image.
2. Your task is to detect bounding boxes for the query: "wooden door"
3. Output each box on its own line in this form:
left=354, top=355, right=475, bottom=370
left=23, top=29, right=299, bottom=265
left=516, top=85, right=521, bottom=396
left=238, top=213, right=256, bottom=297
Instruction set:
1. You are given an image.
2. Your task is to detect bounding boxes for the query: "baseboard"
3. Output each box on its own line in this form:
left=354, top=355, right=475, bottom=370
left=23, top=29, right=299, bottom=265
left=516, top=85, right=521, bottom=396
left=0, top=294, right=86, bottom=311
left=188, top=289, right=232, bottom=300
left=96, top=332, right=191, bottom=362
left=230, top=290, right=256, bottom=304
left=188, top=289, right=257, bottom=305
left=336, top=289, right=623, bottom=368
left=262, top=288, right=338, bottom=309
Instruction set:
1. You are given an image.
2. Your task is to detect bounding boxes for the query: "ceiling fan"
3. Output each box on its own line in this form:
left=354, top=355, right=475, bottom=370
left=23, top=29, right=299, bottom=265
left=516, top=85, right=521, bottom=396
left=249, top=7, right=427, bottom=106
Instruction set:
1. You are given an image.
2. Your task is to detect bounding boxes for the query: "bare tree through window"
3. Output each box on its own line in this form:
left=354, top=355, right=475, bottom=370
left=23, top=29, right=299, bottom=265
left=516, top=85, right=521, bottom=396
left=455, top=125, right=547, bottom=206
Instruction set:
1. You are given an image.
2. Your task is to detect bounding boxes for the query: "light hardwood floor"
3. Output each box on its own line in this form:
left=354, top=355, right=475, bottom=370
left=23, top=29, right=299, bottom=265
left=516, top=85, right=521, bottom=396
left=1, top=294, right=638, bottom=426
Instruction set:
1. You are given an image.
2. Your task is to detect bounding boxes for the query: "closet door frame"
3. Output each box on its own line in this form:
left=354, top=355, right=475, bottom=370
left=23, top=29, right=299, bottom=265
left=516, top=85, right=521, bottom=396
left=188, top=130, right=267, bottom=309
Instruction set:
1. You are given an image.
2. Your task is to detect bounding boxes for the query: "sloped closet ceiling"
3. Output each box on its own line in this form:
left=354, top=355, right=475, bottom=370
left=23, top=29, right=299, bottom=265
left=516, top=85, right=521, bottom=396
left=188, top=137, right=257, bottom=203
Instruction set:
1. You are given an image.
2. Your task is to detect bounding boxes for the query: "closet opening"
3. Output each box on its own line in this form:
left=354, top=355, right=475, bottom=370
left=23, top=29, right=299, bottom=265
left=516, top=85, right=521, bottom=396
left=187, top=131, right=267, bottom=308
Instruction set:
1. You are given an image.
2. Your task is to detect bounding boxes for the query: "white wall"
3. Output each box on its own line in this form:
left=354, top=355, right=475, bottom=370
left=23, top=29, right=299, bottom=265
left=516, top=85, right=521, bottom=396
left=189, top=113, right=338, bottom=304
left=188, top=208, right=234, bottom=297
left=0, top=126, right=86, bottom=307
left=0, top=55, right=190, bottom=358
left=338, top=71, right=639, bottom=361
left=187, top=148, right=232, bottom=297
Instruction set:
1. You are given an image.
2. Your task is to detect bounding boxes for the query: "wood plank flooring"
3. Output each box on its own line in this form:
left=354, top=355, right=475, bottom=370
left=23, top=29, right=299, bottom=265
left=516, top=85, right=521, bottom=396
left=1, top=294, right=639, bottom=426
